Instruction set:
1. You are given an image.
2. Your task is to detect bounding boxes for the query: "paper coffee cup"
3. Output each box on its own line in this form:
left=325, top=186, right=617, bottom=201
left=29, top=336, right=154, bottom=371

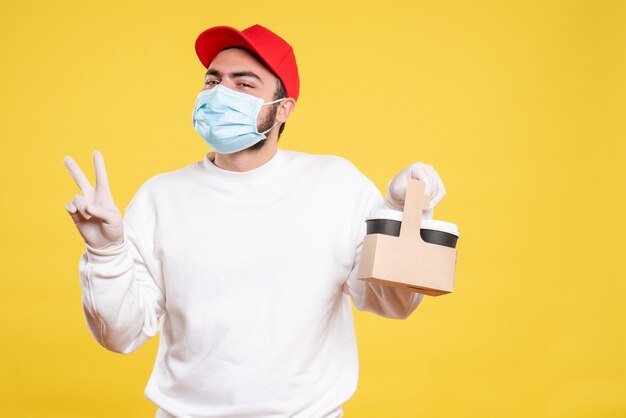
left=365, top=209, right=460, bottom=248
left=420, top=219, right=460, bottom=248
left=365, top=209, right=403, bottom=236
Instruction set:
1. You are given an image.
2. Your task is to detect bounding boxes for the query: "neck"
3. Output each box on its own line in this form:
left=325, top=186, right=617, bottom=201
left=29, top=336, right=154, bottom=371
left=213, top=137, right=278, bottom=172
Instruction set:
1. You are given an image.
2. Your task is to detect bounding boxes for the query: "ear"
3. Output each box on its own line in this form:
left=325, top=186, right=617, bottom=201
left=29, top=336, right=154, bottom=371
left=275, top=98, right=296, bottom=124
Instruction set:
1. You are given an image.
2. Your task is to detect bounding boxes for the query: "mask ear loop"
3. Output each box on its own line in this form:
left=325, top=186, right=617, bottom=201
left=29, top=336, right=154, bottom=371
left=258, top=97, right=287, bottom=134
left=260, top=122, right=279, bottom=135
left=262, top=97, right=286, bottom=106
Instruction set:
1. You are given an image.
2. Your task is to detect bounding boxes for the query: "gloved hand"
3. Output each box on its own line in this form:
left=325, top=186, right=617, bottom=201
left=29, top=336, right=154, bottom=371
left=63, top=150, right=125, bottom=250
left=384, top=162, right=446, bottom=220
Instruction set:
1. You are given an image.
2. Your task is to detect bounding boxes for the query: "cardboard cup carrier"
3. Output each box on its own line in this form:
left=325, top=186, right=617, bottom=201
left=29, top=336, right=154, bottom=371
left=357, top=178, right=459, bottom=296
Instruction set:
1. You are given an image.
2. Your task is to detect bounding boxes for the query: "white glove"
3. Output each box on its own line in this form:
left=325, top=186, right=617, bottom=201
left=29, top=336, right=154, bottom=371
left=63, top=150, right=125, bottom=250
left=384, top=162, right=446, bottom=220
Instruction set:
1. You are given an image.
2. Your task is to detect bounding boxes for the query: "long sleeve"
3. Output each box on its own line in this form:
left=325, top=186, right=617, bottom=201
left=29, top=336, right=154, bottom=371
left=77, top=182, right=166, bottom=354
left=345, top=180, right=424, bottom=319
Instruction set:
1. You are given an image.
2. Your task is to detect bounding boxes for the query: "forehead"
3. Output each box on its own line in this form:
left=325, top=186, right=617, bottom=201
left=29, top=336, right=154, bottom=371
left=208, top=48, right=276, bottom=81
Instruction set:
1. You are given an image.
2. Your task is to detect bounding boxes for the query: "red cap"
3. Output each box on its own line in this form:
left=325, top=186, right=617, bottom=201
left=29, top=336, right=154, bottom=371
left=195, top=24, right=300, bottom=101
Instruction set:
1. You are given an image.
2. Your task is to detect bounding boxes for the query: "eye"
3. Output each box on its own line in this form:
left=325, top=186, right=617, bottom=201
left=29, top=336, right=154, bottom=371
left=204, top=80, right=219, bottom=86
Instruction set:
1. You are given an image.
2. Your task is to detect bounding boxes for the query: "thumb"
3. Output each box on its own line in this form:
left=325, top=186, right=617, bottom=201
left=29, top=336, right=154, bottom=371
left=386, top=179, right=405, bottom=209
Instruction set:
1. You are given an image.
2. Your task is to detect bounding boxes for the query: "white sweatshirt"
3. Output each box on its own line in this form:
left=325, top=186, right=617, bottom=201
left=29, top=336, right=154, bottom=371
left=78, top=147, right=423, bottom=418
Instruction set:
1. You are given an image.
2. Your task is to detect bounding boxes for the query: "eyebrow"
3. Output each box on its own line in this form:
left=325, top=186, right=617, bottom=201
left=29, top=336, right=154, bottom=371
left=205, top=69, right=263, bottom=83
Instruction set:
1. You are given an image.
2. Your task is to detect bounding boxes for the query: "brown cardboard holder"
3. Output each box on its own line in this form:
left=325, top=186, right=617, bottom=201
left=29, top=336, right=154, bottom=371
left=357, top=178, right=457, bottom=296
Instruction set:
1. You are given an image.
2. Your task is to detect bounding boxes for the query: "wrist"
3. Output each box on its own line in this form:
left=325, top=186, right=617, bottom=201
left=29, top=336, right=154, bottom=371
left=85, top=236, right=128, bottom=261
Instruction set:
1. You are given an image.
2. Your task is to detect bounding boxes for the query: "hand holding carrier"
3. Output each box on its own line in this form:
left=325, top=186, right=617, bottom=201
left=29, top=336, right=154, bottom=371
left=357, top=178, right=459, bottom=296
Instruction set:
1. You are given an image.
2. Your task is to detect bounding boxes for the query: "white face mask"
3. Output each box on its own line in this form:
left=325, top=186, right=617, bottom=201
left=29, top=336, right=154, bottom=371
left=191, top=84, right=285, bottom=154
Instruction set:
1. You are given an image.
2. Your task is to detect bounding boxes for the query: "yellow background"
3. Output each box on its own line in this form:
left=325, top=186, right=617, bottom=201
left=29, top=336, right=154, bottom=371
left=1, top=0, right=624, bottom=416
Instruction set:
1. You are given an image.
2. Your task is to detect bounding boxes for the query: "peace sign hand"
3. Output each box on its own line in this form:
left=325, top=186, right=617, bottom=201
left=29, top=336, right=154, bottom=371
left=63, top=150, right=124, bottom=250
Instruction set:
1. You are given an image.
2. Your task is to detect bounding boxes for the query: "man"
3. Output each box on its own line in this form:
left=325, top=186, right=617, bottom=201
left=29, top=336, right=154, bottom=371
left=64, top=24, right=446, bottom=418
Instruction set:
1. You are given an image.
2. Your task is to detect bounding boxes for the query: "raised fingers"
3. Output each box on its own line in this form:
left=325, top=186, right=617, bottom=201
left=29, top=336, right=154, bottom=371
left=93, top=150, right=111, bottom=192
left=64, top=156, right=94, bottom=194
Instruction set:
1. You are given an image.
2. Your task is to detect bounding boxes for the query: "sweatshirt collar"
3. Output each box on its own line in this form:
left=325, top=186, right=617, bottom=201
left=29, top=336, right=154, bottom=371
left=196, top=147, right=287, bottom=183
